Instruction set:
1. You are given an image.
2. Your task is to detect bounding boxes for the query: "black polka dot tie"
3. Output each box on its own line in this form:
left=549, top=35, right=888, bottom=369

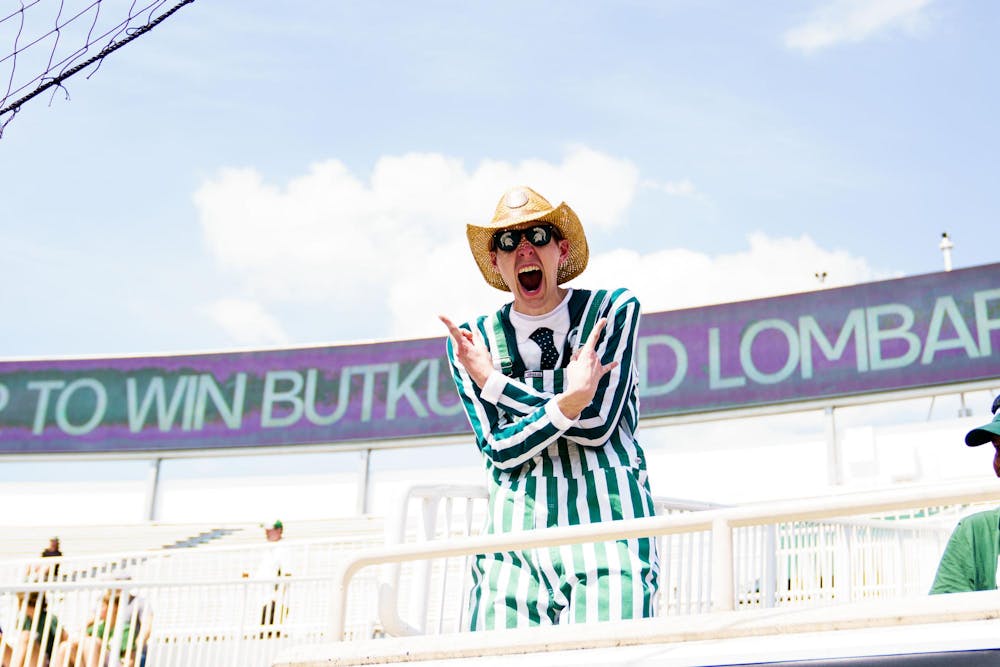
left=529, top=327, right=559, bottom=370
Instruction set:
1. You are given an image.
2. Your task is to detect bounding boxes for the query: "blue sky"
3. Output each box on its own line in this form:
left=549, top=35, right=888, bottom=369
left=1, top=0, right=997, bottom=359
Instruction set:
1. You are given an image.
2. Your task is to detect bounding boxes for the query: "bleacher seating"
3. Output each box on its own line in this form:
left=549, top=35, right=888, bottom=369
left=0, top=516, right=384, bottom=560
left=0, top=515, right=389, bottom=667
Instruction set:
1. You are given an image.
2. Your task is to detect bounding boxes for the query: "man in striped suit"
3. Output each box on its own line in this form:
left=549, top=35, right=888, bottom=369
left=440, top=186, right=659, bottom=630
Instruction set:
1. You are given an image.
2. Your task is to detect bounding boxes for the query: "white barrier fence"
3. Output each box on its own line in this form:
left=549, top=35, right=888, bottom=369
left=342, top=479, right=998, bottom=640
left=1, top=480, right=994, bottom=665
left=0, top=534, right=386, bottom=667
left=0, top=577, right=350, bottom=667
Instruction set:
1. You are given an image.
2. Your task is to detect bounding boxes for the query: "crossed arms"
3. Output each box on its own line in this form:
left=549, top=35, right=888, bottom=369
left=441, top=290, right=641, bottom=470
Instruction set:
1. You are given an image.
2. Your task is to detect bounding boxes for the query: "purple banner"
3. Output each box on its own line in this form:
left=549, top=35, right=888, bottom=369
left=636, top=263, right=1000, bottom=415
left=1, top=264, right=998, bottom=454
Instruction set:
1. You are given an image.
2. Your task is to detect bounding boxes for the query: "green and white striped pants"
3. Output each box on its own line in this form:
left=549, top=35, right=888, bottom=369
left=468, top=462, right=659, bottom=630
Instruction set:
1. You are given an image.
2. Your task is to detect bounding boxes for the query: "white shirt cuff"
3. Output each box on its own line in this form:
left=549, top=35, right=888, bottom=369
left=546, top=399, right=575, bottom=430
left=480, top=370, right=506, bottom=404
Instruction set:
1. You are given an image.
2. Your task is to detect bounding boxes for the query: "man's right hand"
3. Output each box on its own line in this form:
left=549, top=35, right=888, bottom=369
left=439, top=315, right=493, bottom=389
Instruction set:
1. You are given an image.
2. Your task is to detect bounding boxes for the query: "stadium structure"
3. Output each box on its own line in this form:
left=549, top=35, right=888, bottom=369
left=1, top=262, right=999, bottom=666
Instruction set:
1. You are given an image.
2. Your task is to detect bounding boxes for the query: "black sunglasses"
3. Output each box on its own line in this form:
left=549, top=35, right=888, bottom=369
left=492, top=224, right=560, bottom=253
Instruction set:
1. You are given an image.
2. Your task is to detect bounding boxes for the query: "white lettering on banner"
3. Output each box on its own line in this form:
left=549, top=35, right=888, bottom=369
left=866, top=304, right=921, bottom=371
left=0, top=382, right=8, bottom=413
left=683, top=292, right=993, bottom=393
left=304, top=369, right=350, bottom=426
left=741, top=319, right=799, bottom=385
left=262, top=363, right=433, bottom=428
left=387, top=360, right=429, bottom=419
left=54, top=378, right=107, bottom=436
left=262, top=370, right=304, bottom=428
left=193, top=373, right=246, bottom=429
left=182, top=373, right=198, bottom=431
left=426, top=358, right=464, bottom=417
left=28, top=380, right=66, bottom=434
left=974, top=288, right=1000, bottom=357
left=637, top=335, right=688, bottom=397
left=708, top=328, right=746, bottom=389
left=921, top=296, right=980, bottom=364
left=355, top=364, right=393, bottom=422
left=799, top=310, right=868, bottom=379
left=126, top=376, right=192, bottom=433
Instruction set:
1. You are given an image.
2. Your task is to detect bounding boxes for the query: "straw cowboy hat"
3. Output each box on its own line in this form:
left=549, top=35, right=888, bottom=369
left=466, top=186, right=589, bottom=291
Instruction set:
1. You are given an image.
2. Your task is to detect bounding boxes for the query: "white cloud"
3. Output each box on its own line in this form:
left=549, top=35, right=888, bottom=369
left=203, top=298, right=290, bottom=347
left=194, top=146, right=640, bottom=340
left=784, top=0, right=934, bottom=53
left=642, top=178, right=701, bottom=199
left=195, top=147, right=893, bottom=344
left=580, top=232, right=894, bottom=315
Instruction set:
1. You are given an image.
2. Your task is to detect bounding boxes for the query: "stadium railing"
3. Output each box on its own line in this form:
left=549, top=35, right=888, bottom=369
left=0, top=480, right=990, bottom=666
left=337, top=478, right=997, bottom=640
left=0, top=525, right=387, bottom=667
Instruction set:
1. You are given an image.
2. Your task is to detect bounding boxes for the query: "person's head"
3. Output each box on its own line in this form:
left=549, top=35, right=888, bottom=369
left=48, top=537, right=59, bottom=550
left=466, top=186, right=589, bottom=315
left=965, top=395, right=1000, bottom=477
left=97, top=591, right=112, bottom=619
left=17, top=591, right=46, bottom=615
left=263, top=519, right=283, bottom=542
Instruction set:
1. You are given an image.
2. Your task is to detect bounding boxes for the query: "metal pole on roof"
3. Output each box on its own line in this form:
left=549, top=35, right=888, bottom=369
left=144, top=458, right=161, bottom=522
left=356, top=449, right=371, bottom=515
left=825, top=406, right=841, bottom=486
left=939, top=232, right=954, bottom=271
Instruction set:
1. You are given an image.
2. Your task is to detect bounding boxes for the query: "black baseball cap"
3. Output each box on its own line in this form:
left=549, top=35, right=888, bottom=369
left=965, top=395, right=1000, bottom=446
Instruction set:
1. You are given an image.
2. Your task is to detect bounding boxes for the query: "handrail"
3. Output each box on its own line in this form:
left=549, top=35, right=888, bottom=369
left=378, top=484, right=488, bottom=636
left=0, top=574, right=324, bottom=594
left=330, top=478, right=1000, bottom=640
left=280, top=590, right=1000, bottom=666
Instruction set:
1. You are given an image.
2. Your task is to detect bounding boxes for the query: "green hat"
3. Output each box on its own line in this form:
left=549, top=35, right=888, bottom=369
left=965, top=395, right=1000, bottom=447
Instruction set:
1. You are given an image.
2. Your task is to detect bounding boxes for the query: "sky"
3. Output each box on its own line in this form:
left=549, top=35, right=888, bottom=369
left=1, top=1, right=998, bottom=523
left=1, top=0, right=996, bottom=360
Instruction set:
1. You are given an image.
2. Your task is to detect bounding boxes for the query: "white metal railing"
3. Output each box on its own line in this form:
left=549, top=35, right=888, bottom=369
left=334, top=479, right=1000, bottom=641
left=0, top=577, right=346, bottom=667
left=1, top=480, right=990, bottom=663
left=377, top=485, right=735, bottom=635
left=0, top=533, right=387, bottom=666
left=378, top=484, right=489, bottom=636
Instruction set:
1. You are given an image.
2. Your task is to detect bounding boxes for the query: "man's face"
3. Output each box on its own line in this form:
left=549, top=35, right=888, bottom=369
left=265, top=526, right=282, bottom=542
left=490, top=224, right=570, bottom=315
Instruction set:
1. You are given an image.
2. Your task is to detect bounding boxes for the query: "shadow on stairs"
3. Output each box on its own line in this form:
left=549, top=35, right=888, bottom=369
left=163, top=528, right=242, bottom=550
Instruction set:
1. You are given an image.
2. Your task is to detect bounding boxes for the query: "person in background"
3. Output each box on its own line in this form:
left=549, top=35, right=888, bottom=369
left=41, top=538, right=61, bottom=559
left=58, top=589, right=120, bottom=667
left=930, top=395, right=1000, bottom=593
left=0, top=624, right=15, bottom=667
left=440, top=186, right=659, bottom=631
left=39, top=537, right=62, bottom=581
left=113, top=585, right=152, bottom=667
left=242, top=520, right=291, bottom=637
left=11, top=591, right=67, bottom=667
left=53, top=584, right=150, bottom=667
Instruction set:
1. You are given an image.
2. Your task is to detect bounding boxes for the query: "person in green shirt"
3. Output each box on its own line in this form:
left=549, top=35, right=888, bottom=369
left=929, top=395, right=1000, bottom=594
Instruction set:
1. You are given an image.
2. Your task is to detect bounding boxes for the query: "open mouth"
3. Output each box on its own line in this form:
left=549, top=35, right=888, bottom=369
left=518, top=268, right=543, bottom=293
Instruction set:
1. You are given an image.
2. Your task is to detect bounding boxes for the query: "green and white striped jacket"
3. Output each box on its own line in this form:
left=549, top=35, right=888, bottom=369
left=447, top=288, right=646, bottom=485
